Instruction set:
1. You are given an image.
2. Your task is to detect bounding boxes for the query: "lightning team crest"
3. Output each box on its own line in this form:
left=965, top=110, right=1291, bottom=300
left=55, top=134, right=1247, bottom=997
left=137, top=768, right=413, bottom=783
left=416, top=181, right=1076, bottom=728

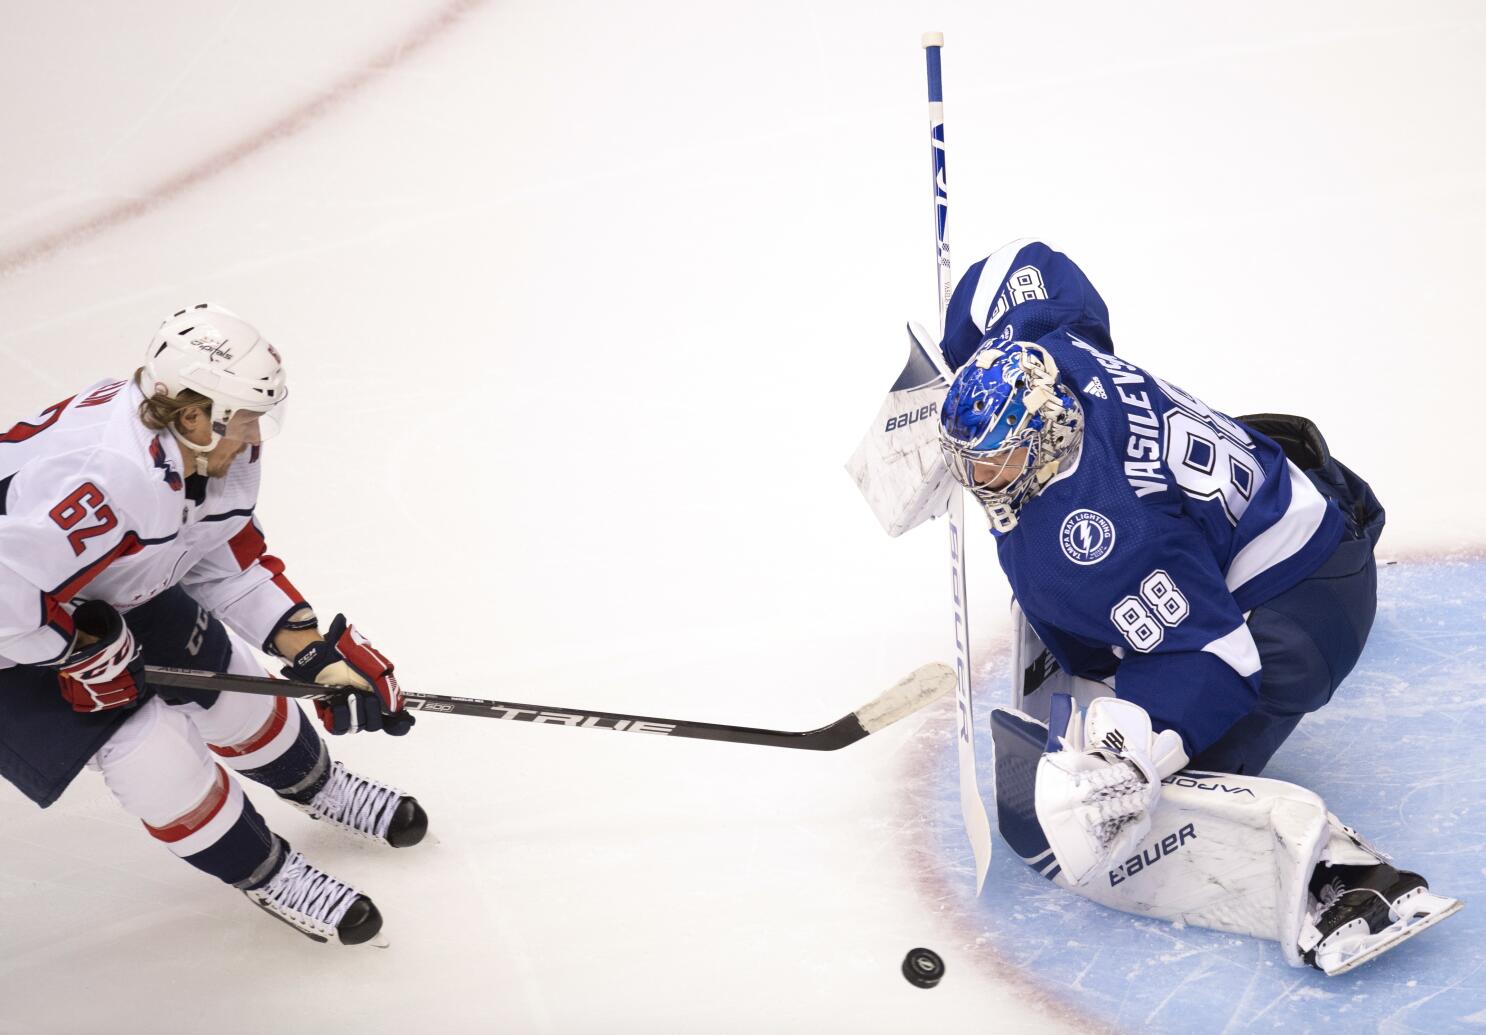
left=1060, top=509, right=1116, bottom=565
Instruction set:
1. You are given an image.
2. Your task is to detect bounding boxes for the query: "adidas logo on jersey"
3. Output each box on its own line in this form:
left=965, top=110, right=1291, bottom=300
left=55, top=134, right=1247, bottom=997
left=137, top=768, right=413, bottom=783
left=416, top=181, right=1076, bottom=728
left=1082, top=377, right=1107, bottom=399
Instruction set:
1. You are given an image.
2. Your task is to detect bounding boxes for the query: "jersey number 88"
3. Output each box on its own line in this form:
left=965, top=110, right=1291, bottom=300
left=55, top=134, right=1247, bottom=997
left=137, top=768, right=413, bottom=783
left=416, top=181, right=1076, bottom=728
left=1111, top=570, right=1190, bottom=652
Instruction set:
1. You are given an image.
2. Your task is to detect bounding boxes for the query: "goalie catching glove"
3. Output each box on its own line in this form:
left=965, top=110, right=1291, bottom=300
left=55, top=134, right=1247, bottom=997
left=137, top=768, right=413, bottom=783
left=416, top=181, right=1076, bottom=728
left=1034, top=694, right=1189, bottom=886
left=285, top=614, right=415, bottom=736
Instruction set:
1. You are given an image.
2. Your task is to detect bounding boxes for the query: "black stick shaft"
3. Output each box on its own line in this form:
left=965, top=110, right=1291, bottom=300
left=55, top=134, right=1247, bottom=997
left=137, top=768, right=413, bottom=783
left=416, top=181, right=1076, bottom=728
left=143, top=665, right=869, bottom=751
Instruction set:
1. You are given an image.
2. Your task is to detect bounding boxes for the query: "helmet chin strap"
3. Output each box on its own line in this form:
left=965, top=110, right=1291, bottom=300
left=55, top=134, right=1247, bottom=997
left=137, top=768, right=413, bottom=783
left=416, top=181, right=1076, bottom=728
left=169, top=426, right=218, bottom=476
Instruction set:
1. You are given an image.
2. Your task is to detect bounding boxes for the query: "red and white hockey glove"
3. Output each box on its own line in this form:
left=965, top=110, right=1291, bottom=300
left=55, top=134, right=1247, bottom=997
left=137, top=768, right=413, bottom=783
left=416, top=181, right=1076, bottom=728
left=285, top=614, right=414, bottom=736
left=57, top=600, right=145, bottom=713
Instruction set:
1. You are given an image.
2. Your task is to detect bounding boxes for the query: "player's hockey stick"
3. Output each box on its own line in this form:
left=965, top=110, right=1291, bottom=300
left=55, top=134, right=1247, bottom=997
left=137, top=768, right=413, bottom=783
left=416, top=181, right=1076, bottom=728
left=142, top=662, right=955, bottom=751
left=922, top=33, right=994, bottom=892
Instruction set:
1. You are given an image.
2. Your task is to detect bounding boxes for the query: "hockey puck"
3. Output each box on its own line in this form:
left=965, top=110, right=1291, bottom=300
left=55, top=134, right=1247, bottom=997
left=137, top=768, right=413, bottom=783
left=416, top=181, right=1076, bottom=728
left=901, top=947, right=944, bottom=988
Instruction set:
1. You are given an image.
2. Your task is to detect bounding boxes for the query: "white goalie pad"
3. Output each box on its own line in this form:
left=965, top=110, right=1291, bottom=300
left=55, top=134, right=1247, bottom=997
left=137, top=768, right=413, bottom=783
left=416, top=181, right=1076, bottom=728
left=991, top=706, right=1392, bottom=969
left=1009, top=598, right=1112, bottom=721
left=1077, top=768, right=1330, bottom=966
left=844, top=321, right=956, bottom=537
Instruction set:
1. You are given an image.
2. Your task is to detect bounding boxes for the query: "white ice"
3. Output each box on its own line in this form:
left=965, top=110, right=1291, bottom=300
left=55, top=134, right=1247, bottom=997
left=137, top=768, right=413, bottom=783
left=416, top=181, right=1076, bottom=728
left=0, top=2, right=1482, bottom=1031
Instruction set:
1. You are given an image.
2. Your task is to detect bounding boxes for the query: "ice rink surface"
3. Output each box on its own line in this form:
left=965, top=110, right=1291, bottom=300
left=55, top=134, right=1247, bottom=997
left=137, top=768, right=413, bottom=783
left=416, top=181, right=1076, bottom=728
left=1, top=2, right=1482, bottom=1031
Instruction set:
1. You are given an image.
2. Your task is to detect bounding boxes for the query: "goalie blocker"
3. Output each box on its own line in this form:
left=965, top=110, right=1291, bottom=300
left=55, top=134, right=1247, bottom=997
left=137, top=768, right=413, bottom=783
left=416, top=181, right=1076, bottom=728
left=844, top=322, right=956, bottom=537
left=993, top=696, right=1463, bottom=976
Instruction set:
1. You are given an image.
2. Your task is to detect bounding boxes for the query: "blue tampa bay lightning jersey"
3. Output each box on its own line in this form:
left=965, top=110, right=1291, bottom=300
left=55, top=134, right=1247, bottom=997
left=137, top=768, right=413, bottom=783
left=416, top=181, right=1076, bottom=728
left=941, top=240, right=1346, bottom=756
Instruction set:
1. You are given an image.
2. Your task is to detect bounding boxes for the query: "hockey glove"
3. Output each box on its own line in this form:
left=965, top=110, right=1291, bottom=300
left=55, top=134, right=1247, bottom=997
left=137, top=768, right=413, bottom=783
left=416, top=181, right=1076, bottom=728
left=285, top=614, right=414, bottom=736
left=1033, top=695, right=1188, bottom=886
left=57, top=600, right=145, bottom=713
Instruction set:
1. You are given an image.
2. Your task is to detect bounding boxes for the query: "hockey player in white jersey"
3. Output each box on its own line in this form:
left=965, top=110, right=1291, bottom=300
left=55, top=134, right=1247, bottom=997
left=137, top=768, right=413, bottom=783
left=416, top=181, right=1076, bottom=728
left=917, top=240, right=1461, bottom=975
left=0, top=304, right=426, bottom=945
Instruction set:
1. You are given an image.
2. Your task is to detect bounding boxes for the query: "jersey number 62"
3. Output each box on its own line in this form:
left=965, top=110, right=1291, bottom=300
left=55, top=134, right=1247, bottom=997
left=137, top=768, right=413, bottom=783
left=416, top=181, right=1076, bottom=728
left=49, top=482, right=118, bottom=556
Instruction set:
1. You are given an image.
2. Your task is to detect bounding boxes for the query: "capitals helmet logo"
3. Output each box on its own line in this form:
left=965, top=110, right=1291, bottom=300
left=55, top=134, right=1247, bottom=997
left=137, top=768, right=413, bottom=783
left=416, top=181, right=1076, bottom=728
left=1060, top=509, right=1116, bottom=565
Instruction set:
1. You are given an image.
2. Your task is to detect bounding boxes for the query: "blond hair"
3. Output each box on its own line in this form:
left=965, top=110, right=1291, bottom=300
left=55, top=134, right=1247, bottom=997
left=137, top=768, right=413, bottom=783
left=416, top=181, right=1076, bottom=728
left=134, top=367, right=211, bottom=432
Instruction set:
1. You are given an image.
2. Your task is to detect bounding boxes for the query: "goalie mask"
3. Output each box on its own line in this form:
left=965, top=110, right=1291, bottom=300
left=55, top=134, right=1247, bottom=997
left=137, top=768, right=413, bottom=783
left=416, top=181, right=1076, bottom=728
left=939, top=340, right=1083, bottom=532
left=144, top=303, right=289, bottom=451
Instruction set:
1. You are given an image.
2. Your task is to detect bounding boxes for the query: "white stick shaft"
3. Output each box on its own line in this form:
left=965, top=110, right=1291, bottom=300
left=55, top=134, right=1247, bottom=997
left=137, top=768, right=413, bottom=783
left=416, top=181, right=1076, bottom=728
left=924, top=33, right=994, bottom=894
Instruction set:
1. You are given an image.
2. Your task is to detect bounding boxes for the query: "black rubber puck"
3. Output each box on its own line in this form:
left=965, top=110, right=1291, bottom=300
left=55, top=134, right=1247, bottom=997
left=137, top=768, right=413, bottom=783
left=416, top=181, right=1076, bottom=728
left=902, top=947, right=944, bottom=988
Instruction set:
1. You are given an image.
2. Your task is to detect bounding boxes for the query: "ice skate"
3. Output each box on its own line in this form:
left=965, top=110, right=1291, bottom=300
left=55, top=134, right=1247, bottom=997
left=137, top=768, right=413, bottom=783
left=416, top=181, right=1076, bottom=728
left=245, top=848, right=386, bottom=946
left=286, top=759, right=428, bottom=847
left=1300, top=862, right=1463, bottom=976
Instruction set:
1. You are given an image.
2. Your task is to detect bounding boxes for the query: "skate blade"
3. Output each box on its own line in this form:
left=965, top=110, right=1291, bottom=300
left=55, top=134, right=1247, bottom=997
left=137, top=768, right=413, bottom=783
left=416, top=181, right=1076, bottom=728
left=247, top=895, right=331, bottom=943
left=1322, top=894, right=1465, bottom=976
left=366, top=931, right=391, bottom=949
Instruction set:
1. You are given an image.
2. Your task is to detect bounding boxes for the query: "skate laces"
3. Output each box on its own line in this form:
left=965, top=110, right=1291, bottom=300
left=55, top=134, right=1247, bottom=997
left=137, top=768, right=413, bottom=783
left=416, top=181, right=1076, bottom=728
left=1315, top=877, right=1349, bottom=910
left=306, top=761, right=403, bottom=841
left=259, top=851, right=356, bottom=929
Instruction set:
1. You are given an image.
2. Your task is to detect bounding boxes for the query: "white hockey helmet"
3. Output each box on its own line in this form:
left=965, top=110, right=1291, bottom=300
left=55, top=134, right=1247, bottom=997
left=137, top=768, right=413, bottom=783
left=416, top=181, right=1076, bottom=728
left=143, top=303, right=289, bottom=449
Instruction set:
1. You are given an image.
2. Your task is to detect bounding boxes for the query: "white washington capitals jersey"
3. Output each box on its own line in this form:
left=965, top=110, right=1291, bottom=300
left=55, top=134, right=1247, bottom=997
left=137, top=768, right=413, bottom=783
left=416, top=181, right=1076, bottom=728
left=942, top=240, right=1346, bottom=755
left=0, top=378, right=305, bottom=668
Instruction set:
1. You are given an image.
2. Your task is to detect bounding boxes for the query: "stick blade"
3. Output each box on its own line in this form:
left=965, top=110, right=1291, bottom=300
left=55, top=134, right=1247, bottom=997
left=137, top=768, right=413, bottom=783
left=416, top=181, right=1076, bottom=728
left=854, top=662, right=955, bottom=733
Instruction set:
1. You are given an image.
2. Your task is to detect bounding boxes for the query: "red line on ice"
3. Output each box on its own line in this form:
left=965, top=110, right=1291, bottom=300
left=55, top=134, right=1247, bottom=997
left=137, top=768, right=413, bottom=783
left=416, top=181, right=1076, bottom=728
left=0, top=0, right=487, bottom=280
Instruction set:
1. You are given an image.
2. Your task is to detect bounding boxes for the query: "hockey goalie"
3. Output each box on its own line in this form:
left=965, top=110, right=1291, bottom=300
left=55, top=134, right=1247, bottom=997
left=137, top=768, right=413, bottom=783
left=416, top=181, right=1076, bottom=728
left=850, top=238, right=1462, bottom=975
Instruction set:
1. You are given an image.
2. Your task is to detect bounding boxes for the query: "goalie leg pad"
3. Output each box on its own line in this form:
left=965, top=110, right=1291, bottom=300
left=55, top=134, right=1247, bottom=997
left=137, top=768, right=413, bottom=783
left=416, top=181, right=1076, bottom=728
left=991, top=706, right=1062, bottom=880
left=994, top=706, right=1325, bottom=965
left=1008, top=600, right=1112, bottom=721
left=1088, top=773, right=1331, bottom=967
left=992, top=706, right=1461, bottom=970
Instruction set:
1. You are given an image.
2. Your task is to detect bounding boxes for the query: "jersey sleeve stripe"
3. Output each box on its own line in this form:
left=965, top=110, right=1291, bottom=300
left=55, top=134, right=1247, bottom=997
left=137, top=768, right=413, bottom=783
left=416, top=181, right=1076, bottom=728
left=201, top=506, right=255, bottom=524
left=42, top=591, right=75, bottom=643
left=228, top=520, right=267, bottom=569
left=225, top=520, right=306, bottom=607
left=49, top=532, right=147, bottom=601
left=1201, top=624, right=1262, bottom=678
left=0, top=397, right=74, bottom=445
left=257, top=555, right=304, bottom=606
left=970, top=238, right=1039, bottom=332
left=1224, top=461, right=1331, bottom=598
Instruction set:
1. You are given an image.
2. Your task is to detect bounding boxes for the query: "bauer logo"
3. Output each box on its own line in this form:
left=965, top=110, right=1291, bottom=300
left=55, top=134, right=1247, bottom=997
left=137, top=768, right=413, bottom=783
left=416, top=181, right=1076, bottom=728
left=1108, top=823, right=1196, bottom=886
left=1060, top=509, right=1116, bottom=565
left=884, top=402, right=939, bottom=433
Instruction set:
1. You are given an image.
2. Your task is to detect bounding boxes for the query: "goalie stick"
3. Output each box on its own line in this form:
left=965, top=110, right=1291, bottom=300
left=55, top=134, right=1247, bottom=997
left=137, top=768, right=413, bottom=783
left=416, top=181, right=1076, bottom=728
left=922, top=33, right=994, bottom=893
left=143, top=662, right=955, bottom=752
